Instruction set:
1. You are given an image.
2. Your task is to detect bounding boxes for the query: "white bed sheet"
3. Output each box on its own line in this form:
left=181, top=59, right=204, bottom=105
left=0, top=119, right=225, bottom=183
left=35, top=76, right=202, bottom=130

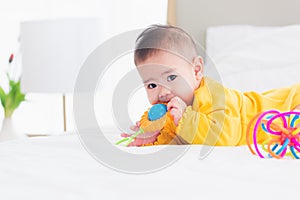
left=0, top=133, right=299, bottom=200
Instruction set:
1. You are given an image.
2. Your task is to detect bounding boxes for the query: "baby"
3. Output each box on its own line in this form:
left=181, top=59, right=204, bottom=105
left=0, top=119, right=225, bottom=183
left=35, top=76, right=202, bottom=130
left=121, top=24, right=300, bottom=146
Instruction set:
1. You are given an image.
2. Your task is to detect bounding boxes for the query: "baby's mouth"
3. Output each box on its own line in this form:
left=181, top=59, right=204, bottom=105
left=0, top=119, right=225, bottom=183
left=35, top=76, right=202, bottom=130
left=158, top=96, right=175, bottom=104
left=156, top=100, right=170, bottom=105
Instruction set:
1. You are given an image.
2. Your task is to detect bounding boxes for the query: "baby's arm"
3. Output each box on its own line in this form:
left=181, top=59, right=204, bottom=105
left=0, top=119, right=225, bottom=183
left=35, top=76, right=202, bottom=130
left=175, top=107, right=245, bottom=146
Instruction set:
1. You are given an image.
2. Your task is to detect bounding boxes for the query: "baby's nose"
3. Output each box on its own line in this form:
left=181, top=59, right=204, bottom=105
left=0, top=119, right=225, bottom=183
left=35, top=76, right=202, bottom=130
left=159, top=87, right=171, bottom=102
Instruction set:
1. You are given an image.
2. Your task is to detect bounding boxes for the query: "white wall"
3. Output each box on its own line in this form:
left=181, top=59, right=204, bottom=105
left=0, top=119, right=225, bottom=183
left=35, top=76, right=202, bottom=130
left=0, top=0, right=167, bottom=135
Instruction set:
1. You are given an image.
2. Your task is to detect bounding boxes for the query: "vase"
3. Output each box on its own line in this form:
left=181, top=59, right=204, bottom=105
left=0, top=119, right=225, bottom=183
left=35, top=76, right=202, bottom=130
left=0, top=118, right=25, bottom=142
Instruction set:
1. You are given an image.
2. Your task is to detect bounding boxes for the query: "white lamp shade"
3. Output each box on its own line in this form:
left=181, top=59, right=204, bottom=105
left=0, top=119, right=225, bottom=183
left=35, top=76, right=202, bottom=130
left=20, top=18, right=103, bottom=93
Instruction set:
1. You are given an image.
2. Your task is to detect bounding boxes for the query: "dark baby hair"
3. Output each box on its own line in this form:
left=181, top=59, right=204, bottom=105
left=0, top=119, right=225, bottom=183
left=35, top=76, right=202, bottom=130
left=134, top=24, right=199, bottom=65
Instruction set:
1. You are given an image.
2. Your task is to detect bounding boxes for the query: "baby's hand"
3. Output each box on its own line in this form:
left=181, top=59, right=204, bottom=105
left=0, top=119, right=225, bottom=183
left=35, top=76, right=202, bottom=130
left=167, top=97, right=187, bottom=126
left=293, top=104, right=300, bottom=111
left=120, top=121, right=160, bottom=147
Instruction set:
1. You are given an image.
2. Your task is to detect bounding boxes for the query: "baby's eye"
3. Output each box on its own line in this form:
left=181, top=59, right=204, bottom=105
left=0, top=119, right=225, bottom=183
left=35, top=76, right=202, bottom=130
left=147, top=83, right=157, bottom=89
left=167, top=75, right=177, bottom=82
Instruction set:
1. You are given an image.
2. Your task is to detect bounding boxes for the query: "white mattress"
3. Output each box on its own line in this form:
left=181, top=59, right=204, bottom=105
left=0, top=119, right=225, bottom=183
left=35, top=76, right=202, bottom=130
left=0, top=133, right=299, bottom=200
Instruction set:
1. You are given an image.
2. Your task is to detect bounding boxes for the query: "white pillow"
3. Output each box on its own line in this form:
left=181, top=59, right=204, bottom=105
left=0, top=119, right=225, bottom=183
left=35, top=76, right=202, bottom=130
left=206, top=25, right=300, bottom=92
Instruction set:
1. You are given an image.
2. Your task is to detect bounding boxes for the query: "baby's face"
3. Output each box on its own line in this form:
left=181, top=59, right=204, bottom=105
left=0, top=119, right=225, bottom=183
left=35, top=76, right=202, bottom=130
left=136, top=51, right=202, bottom=106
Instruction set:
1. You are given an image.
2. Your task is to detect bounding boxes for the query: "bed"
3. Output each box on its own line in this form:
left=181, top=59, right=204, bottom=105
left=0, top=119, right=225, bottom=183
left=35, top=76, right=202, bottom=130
left=2, top=133, right=300, bottom=200
left=1, top=0, right=300, bottom=199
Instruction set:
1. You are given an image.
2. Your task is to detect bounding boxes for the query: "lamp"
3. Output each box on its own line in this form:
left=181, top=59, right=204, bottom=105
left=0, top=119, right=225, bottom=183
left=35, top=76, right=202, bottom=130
left=20, top=18, right=103, bottom=132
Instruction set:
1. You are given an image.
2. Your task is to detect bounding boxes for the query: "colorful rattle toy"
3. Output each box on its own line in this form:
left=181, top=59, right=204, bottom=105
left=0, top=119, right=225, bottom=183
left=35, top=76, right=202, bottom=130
left=116, top=104, right=167, bottom=146
left=246, top=110, right=300, bottom=159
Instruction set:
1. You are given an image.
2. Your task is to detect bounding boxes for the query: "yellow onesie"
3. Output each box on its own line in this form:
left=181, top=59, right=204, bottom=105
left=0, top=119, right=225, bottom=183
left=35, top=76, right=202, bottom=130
left=142, top=76, right=300, bottom=146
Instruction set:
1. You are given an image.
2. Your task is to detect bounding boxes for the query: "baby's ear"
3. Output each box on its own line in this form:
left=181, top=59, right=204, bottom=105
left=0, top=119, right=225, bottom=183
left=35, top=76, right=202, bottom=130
left=192, top=56, right=204, bottom=79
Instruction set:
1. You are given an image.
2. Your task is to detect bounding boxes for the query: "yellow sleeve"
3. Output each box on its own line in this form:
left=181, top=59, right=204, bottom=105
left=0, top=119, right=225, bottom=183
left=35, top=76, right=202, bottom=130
left=175, top=106, right=243, bottom=146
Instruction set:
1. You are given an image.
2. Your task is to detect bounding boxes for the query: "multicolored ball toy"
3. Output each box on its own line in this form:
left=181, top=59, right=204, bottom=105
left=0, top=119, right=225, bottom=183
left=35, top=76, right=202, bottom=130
left=116, top=104, right=167, bottom=146
left=247, top=110, right=300, bottom=159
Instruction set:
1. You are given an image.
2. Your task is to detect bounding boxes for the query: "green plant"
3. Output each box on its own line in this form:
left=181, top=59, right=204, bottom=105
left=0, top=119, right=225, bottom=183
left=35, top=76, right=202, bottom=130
left=0, top=54, right=26, bottom=118
left=0, top=77, right=25, bottom=118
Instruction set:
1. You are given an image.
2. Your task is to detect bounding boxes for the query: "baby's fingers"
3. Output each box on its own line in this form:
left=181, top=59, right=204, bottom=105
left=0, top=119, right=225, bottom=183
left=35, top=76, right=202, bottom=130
left=130, top=126, right=140, bottom=132
left=136, top=121, right=141, bottom=127
left=120, top=133, right=132, bottom=137
left=130, top=121, right=141, bottom=132
left=127, top=139, right=142, bottom=147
